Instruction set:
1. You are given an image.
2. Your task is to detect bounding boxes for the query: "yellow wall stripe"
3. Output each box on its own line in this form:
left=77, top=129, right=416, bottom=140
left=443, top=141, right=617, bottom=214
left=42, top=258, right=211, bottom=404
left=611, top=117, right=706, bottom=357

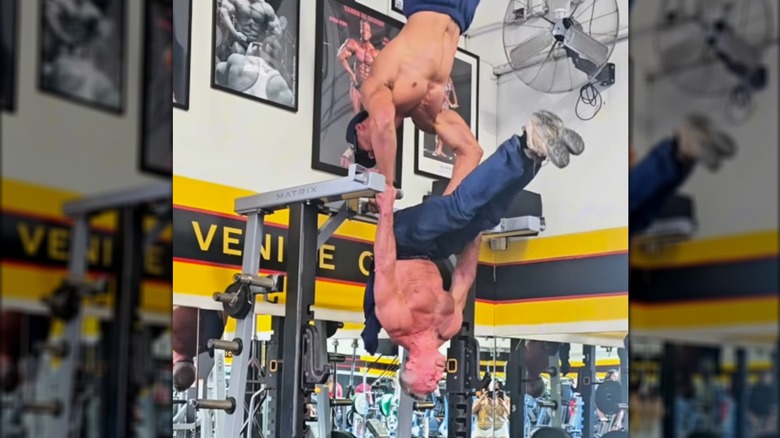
left=2, top=263, right=171, bottom=313
left=631, top=230, right=779, bottom=268
left=490, top=227, right=628, bottom=265
left=493, top=294, right=628, bottom=326
left=631, top=296, right=779, bottom=329
left=2, top=179, right=172, bottom=239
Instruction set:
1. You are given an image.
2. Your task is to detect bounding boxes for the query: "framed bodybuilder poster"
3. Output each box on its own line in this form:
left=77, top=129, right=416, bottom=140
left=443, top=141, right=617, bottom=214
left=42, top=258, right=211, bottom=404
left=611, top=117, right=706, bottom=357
left=140, top=0, right=173, bottom=176
left=1, top=0, right=18, bottom=112
left=414, top=47, right=479, bottom=180
left=172, top=0, right=191, bottom=109
left=210, top=0, right=300, bottom=112
left=38, top=0, right=126, bottom=114
left=312, top=0, right=404, bottom=188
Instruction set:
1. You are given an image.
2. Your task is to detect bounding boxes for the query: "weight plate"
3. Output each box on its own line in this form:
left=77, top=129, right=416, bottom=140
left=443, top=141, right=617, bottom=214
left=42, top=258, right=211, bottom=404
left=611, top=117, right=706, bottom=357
left=385, top=414, right=398, bottom=432
left=221, top=282, right=253, bottom=319
left=532, top=426, right=571, bottom=438
left=602, top=432, right=628, bottom=438
left=353, top=393, right=369, bottom=416
left=595, top=380, right=622, bottom=415
left=378, top=394, right=394, bottom=417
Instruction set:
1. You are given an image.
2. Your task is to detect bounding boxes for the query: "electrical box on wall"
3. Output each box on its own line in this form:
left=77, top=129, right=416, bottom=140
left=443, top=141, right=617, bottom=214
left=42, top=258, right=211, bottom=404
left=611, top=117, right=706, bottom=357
left=636, top=193, right=697, bottom=252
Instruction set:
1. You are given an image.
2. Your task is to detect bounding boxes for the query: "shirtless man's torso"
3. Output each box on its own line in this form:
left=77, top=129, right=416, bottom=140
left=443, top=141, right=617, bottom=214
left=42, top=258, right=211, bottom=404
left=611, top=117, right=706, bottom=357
left=346, top=5, right=483, bottom=193
left=372, top=185, right=480, bottom=398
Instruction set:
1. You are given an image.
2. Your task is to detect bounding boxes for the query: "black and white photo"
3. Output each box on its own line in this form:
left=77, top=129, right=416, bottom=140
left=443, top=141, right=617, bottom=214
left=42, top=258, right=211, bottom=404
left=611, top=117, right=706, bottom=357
left=140, top=0, right=172, bottom=176
left=414, top=47, right=479, bottom=180
left=1, top=0, right=18, bottom=112
left=391, top=0, right=403, bottom=15
left=312, top=0, right=404, bottom=187
left=172, top=0, right=191, bottom=109
left=211, top=0, right=300, bottom=112
left=38, top=0, right=125, bottom=113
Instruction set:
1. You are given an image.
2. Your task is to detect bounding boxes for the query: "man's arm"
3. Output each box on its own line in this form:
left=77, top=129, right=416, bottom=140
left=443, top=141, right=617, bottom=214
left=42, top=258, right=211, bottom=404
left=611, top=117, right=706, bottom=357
left=372, top=189, right=399, bottom=310
left=450, top=235, right=481, bottom=312
left=432, top=109, right=483, bottom=195
left=362, top=81, right=398, bottom=185
left=337, top=40, right=358, bottom=83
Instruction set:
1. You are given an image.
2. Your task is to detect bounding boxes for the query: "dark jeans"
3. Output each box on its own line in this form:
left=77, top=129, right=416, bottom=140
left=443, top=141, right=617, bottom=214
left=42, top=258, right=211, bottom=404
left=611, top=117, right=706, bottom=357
left=629, top=138, right=694, bottom=235
left=362, top=134, right=540, bottom=354
left=394, top=134, right=540, bottom=260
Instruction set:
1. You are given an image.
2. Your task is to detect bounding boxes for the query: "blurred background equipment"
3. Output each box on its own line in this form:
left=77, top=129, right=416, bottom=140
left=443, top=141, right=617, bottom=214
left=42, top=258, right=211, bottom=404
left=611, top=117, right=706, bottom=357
left=1, top=183, right=172, bottom=438
left=653, top=0, right=775, bottom=123
left=501, top=0, right=620, bottom=119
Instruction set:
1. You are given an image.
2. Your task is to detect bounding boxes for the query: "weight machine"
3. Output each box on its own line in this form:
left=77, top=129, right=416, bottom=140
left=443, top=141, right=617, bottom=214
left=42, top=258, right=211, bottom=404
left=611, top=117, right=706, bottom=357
left=6, top=182, right=171, bottom=438
left=193, top=165, right=387, bottom=438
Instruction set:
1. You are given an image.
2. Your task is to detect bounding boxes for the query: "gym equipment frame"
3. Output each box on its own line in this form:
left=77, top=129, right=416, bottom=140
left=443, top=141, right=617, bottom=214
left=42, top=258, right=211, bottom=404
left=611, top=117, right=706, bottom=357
left=196, top=165, right=386, bottom=437
left=17, top=182, right=171, bottom=438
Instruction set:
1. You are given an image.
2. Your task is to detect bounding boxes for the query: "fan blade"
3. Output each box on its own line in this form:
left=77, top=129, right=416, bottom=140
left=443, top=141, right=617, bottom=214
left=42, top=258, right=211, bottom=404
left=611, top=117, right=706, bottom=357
left=508, top=30, right=555, bottom=69
left=563, top=26, right=609, bottom=67
left=660, top=35, right=705, bottom=68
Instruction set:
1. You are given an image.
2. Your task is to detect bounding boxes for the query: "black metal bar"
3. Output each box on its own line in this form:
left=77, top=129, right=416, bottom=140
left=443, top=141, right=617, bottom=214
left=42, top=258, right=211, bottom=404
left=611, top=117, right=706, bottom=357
left=277, top=202, right=319, bottom=438
left=103, top=205, right=143, bottom=438
left=580, top=344, right=596, bottom=438
left=266, top=316, right=284, bottom=437
left=661, top=343, right=677, bottom=438
left=507, top=339, right=525, bottom=438
left=733, top=348, right=747, bottom=438
left=446, top=283, right=477, bottom=437
left=774, top=344, right=779, bottom=436
left=617, top=345, right=628, bottom=430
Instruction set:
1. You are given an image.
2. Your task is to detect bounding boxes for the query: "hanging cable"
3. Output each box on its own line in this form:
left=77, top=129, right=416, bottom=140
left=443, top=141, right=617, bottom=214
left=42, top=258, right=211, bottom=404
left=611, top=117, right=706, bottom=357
left=575, top=80, right=603, bottom=121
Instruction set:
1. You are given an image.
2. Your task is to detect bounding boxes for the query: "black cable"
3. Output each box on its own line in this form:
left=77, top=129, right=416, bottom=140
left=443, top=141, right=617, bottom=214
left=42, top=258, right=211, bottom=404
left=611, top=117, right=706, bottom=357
left=575, top=80, right=603, bottom=121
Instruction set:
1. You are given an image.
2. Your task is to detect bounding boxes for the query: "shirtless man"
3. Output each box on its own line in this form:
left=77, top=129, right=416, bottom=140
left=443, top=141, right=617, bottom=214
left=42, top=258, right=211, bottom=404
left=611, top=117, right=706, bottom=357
left=215, top=41, right=294, bottom=105
left=344, top=0, right=493, bottom=188
left=217, top=0, right=283, bottom=59
left=338, top=20, right=380, bottom=115
left=363, top=111, right=585, bottom=398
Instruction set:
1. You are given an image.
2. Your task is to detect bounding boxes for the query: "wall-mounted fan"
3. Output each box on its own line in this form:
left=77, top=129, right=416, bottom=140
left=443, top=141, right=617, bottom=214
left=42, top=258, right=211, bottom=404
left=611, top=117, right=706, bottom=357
left=502, top=0, right=620, bottom=94
left=654, top=0, right=774, bottom=121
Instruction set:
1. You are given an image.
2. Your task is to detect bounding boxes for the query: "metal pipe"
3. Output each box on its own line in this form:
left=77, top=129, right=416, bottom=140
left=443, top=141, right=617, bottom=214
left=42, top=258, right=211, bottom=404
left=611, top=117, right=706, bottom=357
left=193, top=398, right=236, bottom=413
left=208, top=339, right=243, bottom=354
left=494, top=28, right=629, bottom=77
left=246, top=386, right=267, bottom=438
left=23, top=401, right=62, bottom=416
left=234, top=273, right=277, bottom=290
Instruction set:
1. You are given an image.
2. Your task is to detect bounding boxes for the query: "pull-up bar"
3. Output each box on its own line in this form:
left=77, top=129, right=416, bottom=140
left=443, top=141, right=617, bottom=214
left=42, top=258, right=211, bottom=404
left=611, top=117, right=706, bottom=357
left=235, top=164, right=387, bottom=214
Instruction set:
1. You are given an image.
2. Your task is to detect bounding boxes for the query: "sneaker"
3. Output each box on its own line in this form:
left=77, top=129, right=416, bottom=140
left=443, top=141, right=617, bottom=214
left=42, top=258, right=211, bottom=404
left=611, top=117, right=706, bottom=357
left=524, top=110, right=585, bottom=168
left=173, top=360, right=196, bottom=392
left=677, top=113, right=737, bottom=171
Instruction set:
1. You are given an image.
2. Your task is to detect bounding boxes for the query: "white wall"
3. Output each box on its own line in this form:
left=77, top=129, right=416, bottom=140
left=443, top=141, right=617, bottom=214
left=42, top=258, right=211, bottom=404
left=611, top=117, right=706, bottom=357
left=0, top=0, right=160, bottom=195
left=631, top=1, right=779, bottom=238
left=461, top=0, right=631, bottom=237
left=173, top=0, right=498, bottom=208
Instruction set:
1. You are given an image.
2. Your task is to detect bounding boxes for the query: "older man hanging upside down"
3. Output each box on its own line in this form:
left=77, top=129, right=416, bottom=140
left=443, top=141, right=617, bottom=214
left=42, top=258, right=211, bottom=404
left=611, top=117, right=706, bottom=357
left=362, top=110, right=585, bottom=399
